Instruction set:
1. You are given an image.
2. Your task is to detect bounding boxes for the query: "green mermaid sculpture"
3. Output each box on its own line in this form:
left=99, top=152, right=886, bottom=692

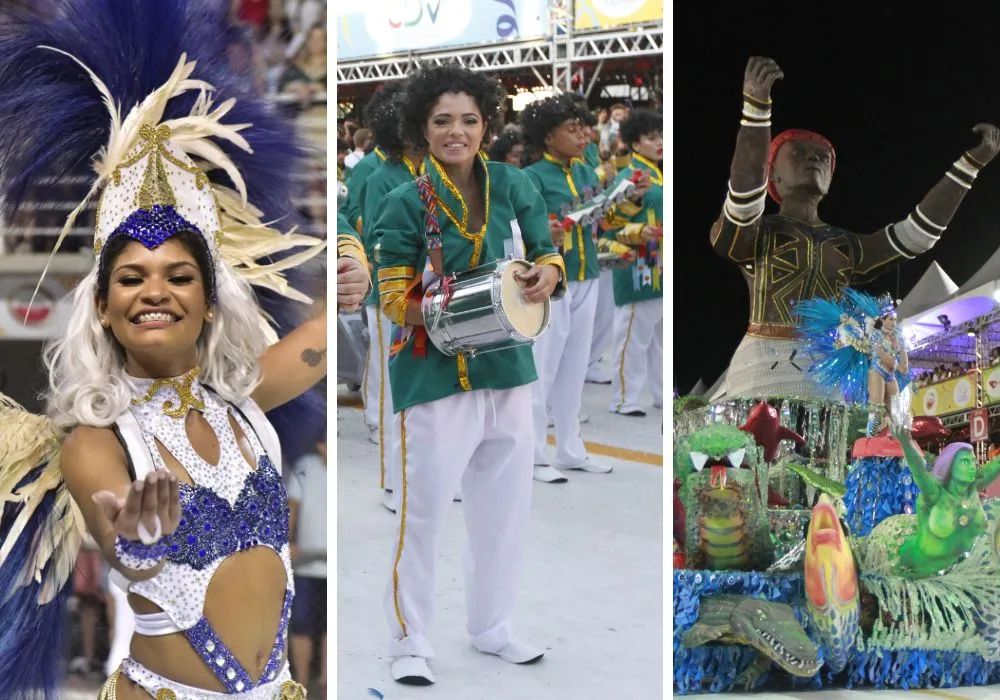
left=894, top=427, right=1000, bottom=577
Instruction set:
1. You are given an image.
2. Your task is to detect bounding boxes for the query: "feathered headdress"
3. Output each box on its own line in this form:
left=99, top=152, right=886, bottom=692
left=0, top=1, right=325, bottom=695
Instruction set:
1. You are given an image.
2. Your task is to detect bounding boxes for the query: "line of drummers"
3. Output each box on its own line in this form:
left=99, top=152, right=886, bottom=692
left=338, top=67, right=663, bottom=507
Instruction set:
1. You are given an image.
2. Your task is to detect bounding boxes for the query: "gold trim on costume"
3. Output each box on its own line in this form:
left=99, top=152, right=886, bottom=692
left=376, top=305, right=386, bottom=489
left=631, top=153, right=663, bottom=185
left=616, top=223, right=645, bottom=245
left=131, top=367, right=205, bottom=419
left=457, top=353, right=471, bottom=391
left=278, top=680, right=308, bottom=699
left=616, top=303, right=637, bottom=409
left=426, top=154, right=490, bottom=268
left=392, top=410, right=410, bottom=637
left=534, top=253, right=567, bottom=289
left=378, top=266, right=415, bottom=281
left=98, top=670, right=119, bottom=700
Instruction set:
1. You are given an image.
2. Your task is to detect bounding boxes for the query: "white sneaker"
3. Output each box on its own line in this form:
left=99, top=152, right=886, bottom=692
left=612, top=405, right=647, bottom=417
left=586, top=366, right=612, bottom=384
left=479, top=639, right=545, bottom=665
left=391, top=656, right=435, bottom=685
left=367, top=425, right=379, bottom=445
left=533, top=465, right=568, bottom=483
left=453, top=491, right=463, bottom=502
left=558, top=456, right=613, bottom=474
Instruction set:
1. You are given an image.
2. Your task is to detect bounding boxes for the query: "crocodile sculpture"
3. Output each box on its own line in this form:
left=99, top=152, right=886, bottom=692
left=681, top=495, right=858, bottom=689
left=681, top=594, right=822, bottom=688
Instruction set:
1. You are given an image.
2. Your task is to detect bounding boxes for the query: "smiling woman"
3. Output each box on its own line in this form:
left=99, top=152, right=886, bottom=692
left=371, top=64, right=566, bottom=687
left=0, top=2, right=328, bottom=699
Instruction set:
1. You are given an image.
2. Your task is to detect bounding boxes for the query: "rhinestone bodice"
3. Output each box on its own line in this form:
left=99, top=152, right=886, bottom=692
left=121, top=369, right=294, bottom=631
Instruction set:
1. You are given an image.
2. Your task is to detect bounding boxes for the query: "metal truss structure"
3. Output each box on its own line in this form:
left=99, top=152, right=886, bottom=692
left=335, top=22, right=663, bottom=89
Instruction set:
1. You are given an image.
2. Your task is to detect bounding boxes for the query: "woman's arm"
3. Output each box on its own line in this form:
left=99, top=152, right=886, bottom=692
left=514, top=169, right=567, bottom=299
left=61, top=427, right=180, bottom=582
left=374, top=188, right=424, bottom=328
left=252, top=304, right=327, bottom=412
left=892, top=426, right=940, bottom=500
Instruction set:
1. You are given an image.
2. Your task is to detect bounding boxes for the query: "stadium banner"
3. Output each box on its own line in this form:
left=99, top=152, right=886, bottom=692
left=337, top=0, right=550, bottom=61
left=574, top=0, right=663, bottom=30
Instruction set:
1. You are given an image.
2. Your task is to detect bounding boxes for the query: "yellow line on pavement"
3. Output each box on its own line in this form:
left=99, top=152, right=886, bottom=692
left=338, top=394, right=663, bottom=466
left=546, top=435, right=662, bottom=466
left=915, top=690, right=976, bottom=700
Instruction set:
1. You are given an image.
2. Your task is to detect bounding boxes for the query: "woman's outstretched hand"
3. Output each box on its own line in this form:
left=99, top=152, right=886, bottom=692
left=92, top=469, right=181, bottom=543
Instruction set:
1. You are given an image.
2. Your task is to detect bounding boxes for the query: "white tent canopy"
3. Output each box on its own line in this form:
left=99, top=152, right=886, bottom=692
left=896, top=261, right=958, bottom=320
left=901, top=258, right=1000, bottom=345
left=688, top=379, right=707, bottom=397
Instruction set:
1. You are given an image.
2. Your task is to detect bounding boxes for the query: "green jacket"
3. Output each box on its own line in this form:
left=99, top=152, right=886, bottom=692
left=524, top=153, right=603, bottom=282
left=373, top=155, right=566, bottom=413
left=361, top=156, right=421, bottom=306
left=601, top=154, right=664, bottom=305
left=343, top=148, right=386, bottom=237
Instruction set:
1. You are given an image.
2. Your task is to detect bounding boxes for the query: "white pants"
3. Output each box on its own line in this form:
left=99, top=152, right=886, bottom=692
left=362, top=306, right=397, bottom=490
left=385, top=386, right=534, bottom=659
left=589, top=269, right=614, bottom=369
left=609, top=299, right=664, bottom=412
left=531, top=278, right=599, bottom=466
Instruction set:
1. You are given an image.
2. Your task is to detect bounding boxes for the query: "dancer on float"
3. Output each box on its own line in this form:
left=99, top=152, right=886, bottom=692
left=519, top=93, right=649, bottom=483
left=0, top=2, right=328, bottom=698
left=604, top=108, right=664, bottom=417
left=360, top=88, right=425, bottom=513
left=372, top=64, right=565, bottom=685
left=345, top=82, right=405, bottom=445
left=711, top=56, right=1000, bottom=400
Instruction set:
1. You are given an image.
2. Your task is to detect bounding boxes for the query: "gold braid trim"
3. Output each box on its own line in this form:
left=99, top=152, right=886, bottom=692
left=598, top=238, right=633, bottom=256
left=615, top=223, right=646, bottom=245
left=381, top=289, right=410, bottom=327
left=378, top=265, right=415, bottom=282
left=337, top=235, right=367, bottom=266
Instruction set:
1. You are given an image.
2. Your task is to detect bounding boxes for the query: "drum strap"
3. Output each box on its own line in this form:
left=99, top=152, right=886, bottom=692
left=415, top=174, right=445, bottom=278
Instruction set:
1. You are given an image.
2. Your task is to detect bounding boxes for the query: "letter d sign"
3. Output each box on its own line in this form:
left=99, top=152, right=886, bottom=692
left=971, top=408, right=989, bottom=443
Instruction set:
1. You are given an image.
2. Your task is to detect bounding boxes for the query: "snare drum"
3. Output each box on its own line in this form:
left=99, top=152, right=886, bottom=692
left=422, top=258, right=550, bottom=357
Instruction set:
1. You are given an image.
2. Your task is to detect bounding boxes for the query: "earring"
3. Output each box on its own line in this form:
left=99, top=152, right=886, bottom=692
left=100, top=318, right=109, bottom=328
left=206, top=309, right=215, bottom=321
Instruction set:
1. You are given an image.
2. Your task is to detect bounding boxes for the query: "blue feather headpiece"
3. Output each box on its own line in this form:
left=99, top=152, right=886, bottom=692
left=0, top=0, right=325, bottom=329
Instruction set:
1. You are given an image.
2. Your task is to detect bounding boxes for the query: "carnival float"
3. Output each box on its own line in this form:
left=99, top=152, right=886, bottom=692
left=673, top=56, right=1000, bottom=695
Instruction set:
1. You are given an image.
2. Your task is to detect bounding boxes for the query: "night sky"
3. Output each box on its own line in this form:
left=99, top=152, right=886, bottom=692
left=672, top=5, right=1000, bottom=396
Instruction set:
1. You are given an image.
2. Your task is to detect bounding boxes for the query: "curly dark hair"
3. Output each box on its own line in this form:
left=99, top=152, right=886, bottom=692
left=518, top=92, right=581, bottom=151
left=400, top=65, right=506, bottom=150
left=488, top=125, right=524, bottom=165
left=571, top=94, right=597, bottom=127
left=620, top=109, right=662, bottom=151
left=363, top=82, right=407, bottom=157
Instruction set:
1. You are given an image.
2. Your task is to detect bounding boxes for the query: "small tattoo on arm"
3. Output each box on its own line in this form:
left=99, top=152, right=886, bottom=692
left=301, top=348, right=327, bottom=367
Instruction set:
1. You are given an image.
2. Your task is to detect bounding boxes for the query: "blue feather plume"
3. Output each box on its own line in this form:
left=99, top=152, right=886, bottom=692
left=0, top=467, right=72, bottom=700
left=795, top=290, right=878, bottom=405
left=0, top=0, right=327, bottom=468
left=0, top=0, right=302, bottom=228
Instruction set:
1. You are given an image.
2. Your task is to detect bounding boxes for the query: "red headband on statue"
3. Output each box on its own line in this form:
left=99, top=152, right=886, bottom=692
left=767, top=129, right=836, bottom=203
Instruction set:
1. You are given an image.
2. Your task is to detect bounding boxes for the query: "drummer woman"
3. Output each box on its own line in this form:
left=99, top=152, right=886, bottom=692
left=372, top=65, right=566, bottom=686
left=519, top=94, right=650, bottom=483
